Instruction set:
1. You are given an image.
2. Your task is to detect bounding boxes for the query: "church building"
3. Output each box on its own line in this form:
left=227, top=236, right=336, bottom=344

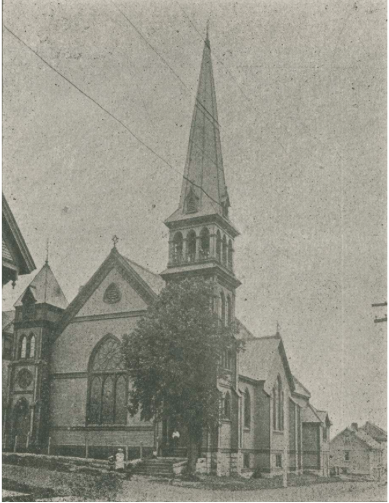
left=3, top=31, right=329, bottom=477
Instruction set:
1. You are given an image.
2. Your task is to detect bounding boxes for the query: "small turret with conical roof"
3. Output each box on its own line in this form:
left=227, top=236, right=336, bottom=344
left=7, top=259, right=68, bottom=449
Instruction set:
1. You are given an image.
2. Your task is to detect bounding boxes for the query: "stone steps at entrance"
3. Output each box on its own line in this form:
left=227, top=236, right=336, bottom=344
left=132, top=457, right=187, bottom=477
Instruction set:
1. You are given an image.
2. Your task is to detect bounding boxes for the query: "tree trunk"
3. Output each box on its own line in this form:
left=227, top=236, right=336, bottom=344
left=187, top=430, right=199, bottom=476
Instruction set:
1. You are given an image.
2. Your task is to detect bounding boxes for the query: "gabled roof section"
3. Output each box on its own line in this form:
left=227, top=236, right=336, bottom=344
left=55, top=247, right=164, bottom=336
left=293, top=375, right=311, bottom=399
left=239, top=334, right=295, bottom=393
left=14, top=262, right=68, bottom=310
left=235, top=318, right=256, bottom=340
left=355, top=430, right=382, bottom=450
left=302, top=403, right=324, bottom=423
left=2, top=310, right=15, bottom=332
left=2, top=193, right=35, bottom=275
left=315, top=409, right=331, bottom=426
left=331, top=426, right=382, bottom=450
left=123, top=257, right=164, bottom=295
left=361, top=422, right=387, bottom=443
left=165, top=31, right=233, bottom=227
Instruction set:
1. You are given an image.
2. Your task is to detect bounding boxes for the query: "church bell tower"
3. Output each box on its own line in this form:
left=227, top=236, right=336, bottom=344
left=161, top=28, right=241, bottom=326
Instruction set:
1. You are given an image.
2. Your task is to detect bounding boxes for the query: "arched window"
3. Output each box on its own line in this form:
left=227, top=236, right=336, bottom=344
left=186, top=188, right=197, bottom=214
left=224, top=392, right=231, bottom=419
left=244, top=389, right=251, bottom=429
left=277, top=376, right=283, bottom=431
left=225, top=349, right=233, bottom=370
left=220, top=292, right=225, bottom=327
left=222, top=236, right=227, bottom=266
left=216, top=231, right=221, bottom=262
left=173, top=232, right=183, bottom=264
left=273, top=387, right=277, bottom=430
left=187, top=231, right=197, bottom=263
left=228, top=240, right=233, bottom=269
left=20, top=336, right=27, bottom=359
left=200, top=228, right=210, bottom=259
left=222, top=201, right=229, bottom=218
left=226, top=296, right=232, bottom=326
left=28, top=334, right=36, bottom=359
left=87, top=335, right=127, bottom=425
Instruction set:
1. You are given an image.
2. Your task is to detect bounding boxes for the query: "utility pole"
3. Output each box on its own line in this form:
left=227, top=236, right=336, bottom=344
left=372, top=302, right=387, bottom=324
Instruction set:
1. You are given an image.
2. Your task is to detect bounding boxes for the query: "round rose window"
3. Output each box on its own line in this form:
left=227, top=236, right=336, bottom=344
left=18, top=369, right=33, bottom=389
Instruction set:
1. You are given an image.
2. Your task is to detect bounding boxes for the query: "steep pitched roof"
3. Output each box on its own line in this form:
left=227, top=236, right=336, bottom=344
left=123, top=257, right=164, bottom=295
left=55, top=247, right=164, bottom=336
left=2, top=193, right=35, bottom=275
left=293, top=375, right=311, bottom=398
left=235, top=319, right=256, bottom=340
left=165, top=31, right=232, bottom=225
left=361, top=422, right=387, bottom=443
left=239, top=334, right=295, bottom=392
left=14, top=262, right=68, bottom=310
left=302, top=403, right=322, bottom=423
left=2, top=310, right=15, bottom=332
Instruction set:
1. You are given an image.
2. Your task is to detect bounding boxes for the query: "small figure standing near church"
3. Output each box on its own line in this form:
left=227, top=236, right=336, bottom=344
left=172, top=429, right=180, bottom=454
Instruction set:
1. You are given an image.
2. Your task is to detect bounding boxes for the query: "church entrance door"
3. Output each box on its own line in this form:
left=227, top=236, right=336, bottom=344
left=12, top=398, right=30, bottom=448
left=161, top=419, right=188, bottom=457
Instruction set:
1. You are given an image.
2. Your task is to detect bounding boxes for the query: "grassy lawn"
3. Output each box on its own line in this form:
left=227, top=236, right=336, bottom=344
left=3, top=463, right=123, bottom=501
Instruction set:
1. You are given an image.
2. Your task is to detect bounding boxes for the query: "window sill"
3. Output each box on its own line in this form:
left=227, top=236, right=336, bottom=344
left=221, top=418, right=231, bottom=423
left=273, top=430, right=284, bottom=435
left=243, top=427, right=251, bottom=432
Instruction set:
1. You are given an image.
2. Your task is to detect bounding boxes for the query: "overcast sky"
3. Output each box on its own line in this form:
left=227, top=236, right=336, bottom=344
left=3, top=0, right=386, bottom=435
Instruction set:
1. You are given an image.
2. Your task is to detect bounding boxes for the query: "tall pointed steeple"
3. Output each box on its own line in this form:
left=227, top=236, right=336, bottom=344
left=162, top=29, right=240, bottom=291
left=165, top=27, right=232, bottom=225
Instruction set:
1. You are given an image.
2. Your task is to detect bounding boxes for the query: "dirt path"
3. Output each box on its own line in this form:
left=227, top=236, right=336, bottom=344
left=3, top=464, right=386, bottom=502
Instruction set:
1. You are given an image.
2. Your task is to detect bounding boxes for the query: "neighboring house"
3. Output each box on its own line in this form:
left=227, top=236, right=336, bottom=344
left=2, top=194, right=35, bottom=288
left=2, top=30, right=328, bottom=477
left=330, top=423, right=385, bottom=479
left=360, top=421, right=387, bottom=470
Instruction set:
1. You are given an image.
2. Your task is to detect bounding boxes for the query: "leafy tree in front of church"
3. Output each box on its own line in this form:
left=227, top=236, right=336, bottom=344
left=122, top=277, right=240, bottom=476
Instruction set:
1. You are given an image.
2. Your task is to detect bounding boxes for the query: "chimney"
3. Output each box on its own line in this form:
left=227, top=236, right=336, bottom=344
left=351, top=423, right=358, bottom=431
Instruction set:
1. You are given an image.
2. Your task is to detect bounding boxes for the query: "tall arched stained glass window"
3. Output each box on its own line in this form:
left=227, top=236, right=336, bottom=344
left=20, top=336, right=27, bottom=359
left=29, top=334, right=36, bottom=358
left=87, top=335, right=127, bottom=425
left=220, top=292, right=226, bottom=327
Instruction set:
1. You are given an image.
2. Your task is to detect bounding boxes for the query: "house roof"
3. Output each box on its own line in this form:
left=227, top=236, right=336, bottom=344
left=239, top=334, right=295, bottom=392
left=354, top=430, right=382, bottom=450
left=361, top=422, right=387, bottom=443
left=14, top=262, right=68, bottom=310
left=2, top=193, right=35, bottom=276
left=2, top=310, right=15, bottom=332
left=331, top=426, right=382, bottom=450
